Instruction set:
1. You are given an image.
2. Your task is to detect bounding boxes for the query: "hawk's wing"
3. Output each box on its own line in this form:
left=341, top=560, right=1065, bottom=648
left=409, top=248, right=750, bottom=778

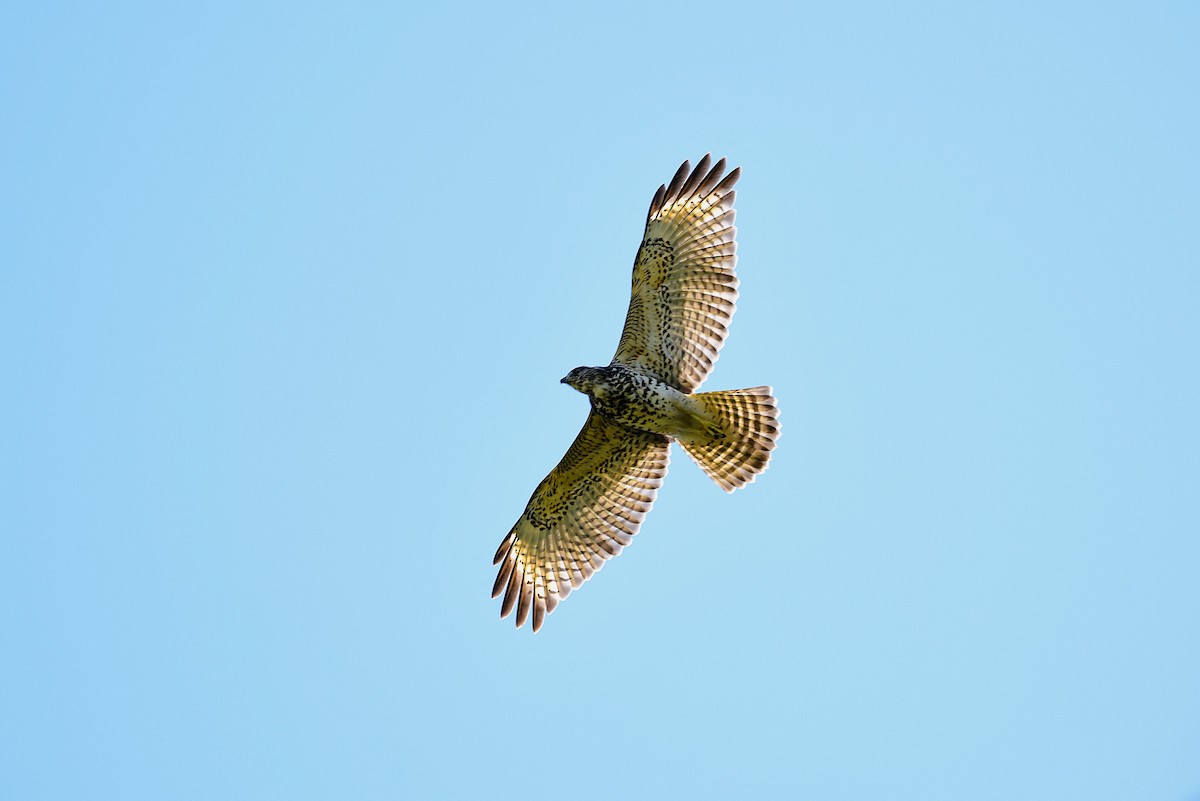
left=611, top=155, right=741, bottom=392
left=492, top=412, right=671, bottom=632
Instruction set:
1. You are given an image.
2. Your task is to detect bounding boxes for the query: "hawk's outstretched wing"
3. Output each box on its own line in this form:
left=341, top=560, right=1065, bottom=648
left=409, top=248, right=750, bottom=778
left=492, top=412, right=671, bottom=632
left=611, top=155, right=741, bottom=392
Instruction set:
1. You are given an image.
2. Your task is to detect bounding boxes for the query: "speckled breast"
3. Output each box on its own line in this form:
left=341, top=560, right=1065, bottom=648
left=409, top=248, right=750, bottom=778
left=588, top=365, right=695, bottom=436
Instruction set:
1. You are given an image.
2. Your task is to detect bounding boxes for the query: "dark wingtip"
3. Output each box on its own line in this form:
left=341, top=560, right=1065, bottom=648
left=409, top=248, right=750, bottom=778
left=492, top=533, right=512, bottom=565
left=698, top=157, right=728, bottom=196
left=500, top=567, right=519, bottom=618
left=663, top=159, right=691, bottom=204
left=678, top=154, right=712, bottom=199
left=515, top=577, right=532, bottom=628
left=492, top=556, right=514, bottom=598
left=647, top=183, right=667, bottom=221
left=715, top=166, right=741, bottom=195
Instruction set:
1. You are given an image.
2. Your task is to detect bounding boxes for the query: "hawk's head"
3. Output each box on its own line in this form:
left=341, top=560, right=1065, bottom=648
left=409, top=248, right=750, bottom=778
left=561, top=366, right=600, bottom=394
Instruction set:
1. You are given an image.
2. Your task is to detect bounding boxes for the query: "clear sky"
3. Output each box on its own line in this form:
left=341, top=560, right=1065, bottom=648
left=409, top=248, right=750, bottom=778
left=3, top=2, right=1198, bottom=799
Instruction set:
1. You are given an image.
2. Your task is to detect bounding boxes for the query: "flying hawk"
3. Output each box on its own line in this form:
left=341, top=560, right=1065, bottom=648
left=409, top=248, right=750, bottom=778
left=492, top=155, right=780, bottom=632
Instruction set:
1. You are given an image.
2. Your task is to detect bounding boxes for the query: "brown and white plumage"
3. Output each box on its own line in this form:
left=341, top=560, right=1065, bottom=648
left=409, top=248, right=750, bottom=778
left=493, top=156, right=779, bottom=632
left=491, top=414, right=670, bottom=633
left=612, top=154, right=741, bottom=392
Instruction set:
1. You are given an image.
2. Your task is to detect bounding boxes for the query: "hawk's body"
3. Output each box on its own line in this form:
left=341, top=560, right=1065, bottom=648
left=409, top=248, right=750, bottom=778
left=562, top=365, right=718, bottom=442
left=492, top=156, right=780, bottom=632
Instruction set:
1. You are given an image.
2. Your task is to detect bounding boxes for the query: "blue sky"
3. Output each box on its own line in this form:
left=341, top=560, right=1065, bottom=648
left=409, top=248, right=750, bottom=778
left=3, top=2, right=1198, bottom=799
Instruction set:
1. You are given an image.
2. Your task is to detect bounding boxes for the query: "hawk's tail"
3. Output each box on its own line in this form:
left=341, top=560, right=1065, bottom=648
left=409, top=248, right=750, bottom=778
left=679, top=386, right=780, bottom=492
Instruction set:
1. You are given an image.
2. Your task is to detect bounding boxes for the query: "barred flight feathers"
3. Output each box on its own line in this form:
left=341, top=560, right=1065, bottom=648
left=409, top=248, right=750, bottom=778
left=492, top=412, right=670, bottom=632
left=613, top=155, right=741, bottom=393
left=679, top=386, right=780, bottom=492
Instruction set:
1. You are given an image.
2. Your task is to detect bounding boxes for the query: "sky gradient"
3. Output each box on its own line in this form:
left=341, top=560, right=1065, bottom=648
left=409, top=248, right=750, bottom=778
left=3, top=2, right=1198, bottom=799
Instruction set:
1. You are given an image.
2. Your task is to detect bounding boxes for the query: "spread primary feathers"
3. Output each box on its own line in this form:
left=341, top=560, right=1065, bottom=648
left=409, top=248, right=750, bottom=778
left=492, top=155, right=780, bottom=632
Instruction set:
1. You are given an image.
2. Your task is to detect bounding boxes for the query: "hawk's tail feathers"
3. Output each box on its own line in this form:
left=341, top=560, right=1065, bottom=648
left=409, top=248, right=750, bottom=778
left=680, top=386, right=780, bottom=492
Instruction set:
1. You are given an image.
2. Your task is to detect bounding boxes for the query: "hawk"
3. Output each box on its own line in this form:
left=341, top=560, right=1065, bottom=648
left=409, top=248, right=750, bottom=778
left=492, top=155, right=780, bottom=632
